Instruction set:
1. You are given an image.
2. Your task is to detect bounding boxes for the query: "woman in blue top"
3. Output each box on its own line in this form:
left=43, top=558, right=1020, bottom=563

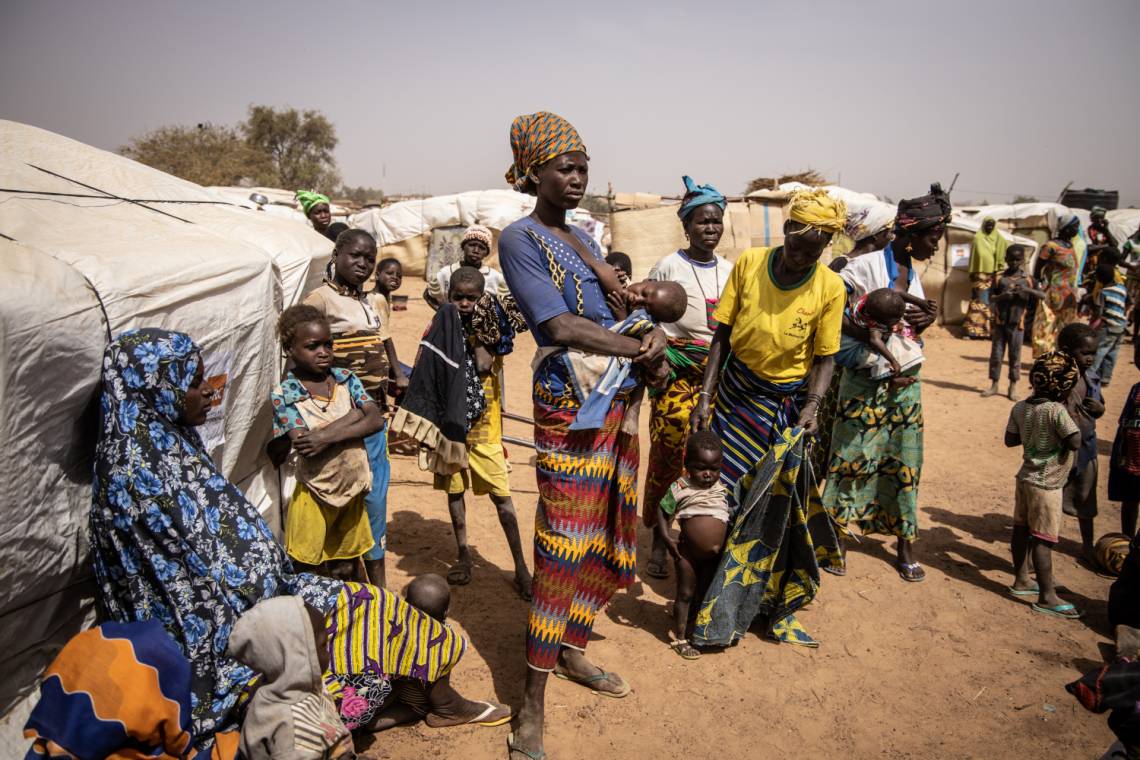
left=497, top=111, right=666, bottom=760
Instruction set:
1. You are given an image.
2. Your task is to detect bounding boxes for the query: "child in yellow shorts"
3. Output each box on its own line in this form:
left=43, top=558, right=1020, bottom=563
left=435, top=267, right=532, bottom=600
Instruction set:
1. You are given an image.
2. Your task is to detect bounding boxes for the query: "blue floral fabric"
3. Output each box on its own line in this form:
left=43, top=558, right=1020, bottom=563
left=269, top=367, right=373, bottom=439
left=89, top=328, right=341, bottom=742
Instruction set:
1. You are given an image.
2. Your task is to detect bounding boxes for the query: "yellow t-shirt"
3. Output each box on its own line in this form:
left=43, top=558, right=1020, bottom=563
left=713, top=247, right=844, bottom=383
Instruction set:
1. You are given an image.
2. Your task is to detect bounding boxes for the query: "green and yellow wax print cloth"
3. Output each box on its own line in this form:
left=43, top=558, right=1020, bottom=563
left=692, top=427, right=843, bottom=649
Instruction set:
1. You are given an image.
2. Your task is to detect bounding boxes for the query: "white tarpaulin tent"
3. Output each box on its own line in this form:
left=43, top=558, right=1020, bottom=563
left=0, top=120, right=334, bottom=752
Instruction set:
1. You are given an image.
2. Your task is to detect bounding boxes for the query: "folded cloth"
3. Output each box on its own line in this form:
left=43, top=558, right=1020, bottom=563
left=569, top=309, right=656, bottom=430
left=390, top=304, right=471, bottom=475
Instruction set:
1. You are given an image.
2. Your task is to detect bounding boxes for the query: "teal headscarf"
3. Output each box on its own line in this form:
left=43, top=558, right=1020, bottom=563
left=678, top=175, right=726, bottom=222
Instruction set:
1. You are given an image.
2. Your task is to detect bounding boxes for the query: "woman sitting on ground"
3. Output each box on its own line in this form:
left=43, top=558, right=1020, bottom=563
left=87, top=329, right=507, bottom=753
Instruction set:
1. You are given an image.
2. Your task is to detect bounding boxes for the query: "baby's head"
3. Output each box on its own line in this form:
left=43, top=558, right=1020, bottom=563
left=375, top=257, right=403, bottom=294
left=625, top=280, right=686, bottom=323
left=405, top=573, right=451, bottom=622
left=863, top=288, right=906, bottom=327
left=278, top=304, right=333, bottom=376
left=605, top=251, right=632, bottom=281
left=1057, top=322, right=1096, bottom=373
left=1029, top=350, right=1079, bottom=402
left=684, top=430, right=723, bottom=489
left=448, top=266, right=486, bottom=319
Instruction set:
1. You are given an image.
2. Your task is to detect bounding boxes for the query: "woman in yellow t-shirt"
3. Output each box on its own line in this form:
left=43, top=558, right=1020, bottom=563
left=691, top=189, right=847, bottom=503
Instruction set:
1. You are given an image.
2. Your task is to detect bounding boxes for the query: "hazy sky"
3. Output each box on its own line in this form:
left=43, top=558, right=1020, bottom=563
left=3, top=0, right=1139, bottom=205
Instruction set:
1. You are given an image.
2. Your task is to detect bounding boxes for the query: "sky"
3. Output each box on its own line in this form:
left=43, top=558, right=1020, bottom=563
left=3, top=0, right=1139, bottom=205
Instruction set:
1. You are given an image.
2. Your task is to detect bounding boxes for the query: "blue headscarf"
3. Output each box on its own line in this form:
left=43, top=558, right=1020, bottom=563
left=678, top=175, right=726, bottom=222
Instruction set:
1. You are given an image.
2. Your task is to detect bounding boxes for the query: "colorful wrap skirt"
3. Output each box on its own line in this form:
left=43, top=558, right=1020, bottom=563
left=643, top=338, right=709, bottom=526
left=963, top=272, right=993, bottom=339
left=823, top=367, right=924, bottom=541
left=693, top=427, right=843, bottom=648
left=526, top=355, right=639, bottom=671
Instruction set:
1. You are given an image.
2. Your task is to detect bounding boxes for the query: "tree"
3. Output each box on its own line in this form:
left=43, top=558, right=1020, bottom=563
left=120, top=123, right=272, bottom=187
left=242, top=105, right=340, bottom=193
left=340, top=185, right=385, bottom=205
left=1012, top=194, right=1039, bottom=204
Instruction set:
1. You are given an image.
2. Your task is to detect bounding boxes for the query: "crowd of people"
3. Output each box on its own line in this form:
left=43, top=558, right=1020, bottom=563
left=21, top=111, right=1140, bottom=759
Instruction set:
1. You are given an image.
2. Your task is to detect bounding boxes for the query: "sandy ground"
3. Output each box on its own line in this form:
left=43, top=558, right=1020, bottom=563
left=361, top=277, right=1138, bottom=760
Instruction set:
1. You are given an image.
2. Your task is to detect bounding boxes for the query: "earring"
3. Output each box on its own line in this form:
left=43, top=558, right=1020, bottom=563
left=905, top=243, right=914, bottom=252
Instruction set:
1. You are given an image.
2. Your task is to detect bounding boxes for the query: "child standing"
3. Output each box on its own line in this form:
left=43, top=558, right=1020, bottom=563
left=270, top=305, right=383, bottom=580
left=656, top=431, right=731, bottom=659
left=432, top=267, right=532, bottom=599
left=984, top=245, right=1044, bottom=400
left=1057, top=323, right=1107, bottom=567
left=373, top=257, right=410, bottom=396
left=1090, top=260, right=1130, bottom=388
left=1109, top=349, right=1140, bottom=537
left=1006, top=351, right=1082, bottom=619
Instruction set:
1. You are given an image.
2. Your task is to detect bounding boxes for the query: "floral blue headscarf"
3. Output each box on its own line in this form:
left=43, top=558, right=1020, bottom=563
left=90, top=328, right=340, bottom=745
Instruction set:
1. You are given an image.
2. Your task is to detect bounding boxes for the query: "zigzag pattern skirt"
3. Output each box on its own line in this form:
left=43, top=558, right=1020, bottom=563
left=526, top=360, right=639, bottom=671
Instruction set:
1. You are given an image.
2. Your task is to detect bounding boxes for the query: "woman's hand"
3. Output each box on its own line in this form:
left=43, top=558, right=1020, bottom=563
left=690, top=395, right=711, bottom=432
left=797, top=400, right=820, bottom=435
left=905, top=304, right=936, bottom=333
left=634, top=326, right=667, bottom=366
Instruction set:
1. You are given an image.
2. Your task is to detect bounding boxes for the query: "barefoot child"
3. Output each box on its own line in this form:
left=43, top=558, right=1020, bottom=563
left=984, top=245, right=1044, bottom=400
left=269, top=305, right=383, bottom=580
left=1090, top=259, right=1130, bottom=388
left=656, top=431, right=730, bottom=659
left=1006, top=351, right=1082, bottom=619
left=1057, top=323, right=1107, bottom=567
left=372, top=257, right=410, bottom=398
left=432, top=267, right=533, bottom=599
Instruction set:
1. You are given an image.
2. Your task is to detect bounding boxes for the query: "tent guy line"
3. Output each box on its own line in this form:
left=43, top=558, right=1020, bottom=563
left=27, top=163, right=195, bottom=224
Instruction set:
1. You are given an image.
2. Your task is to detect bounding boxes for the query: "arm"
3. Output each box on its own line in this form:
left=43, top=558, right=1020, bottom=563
left=294, top=403, right=383, bottom=457
left=656, top=504, right=680, bottom=560
left=691, top=322, right=731, bottom=432
left=797, top=354, right=835, bottom=434
left=473, top=344, right=493, bottom=376
left=384, top=338, right=408, bottom=395
left=1062, top=431, right=1081, bottom=452
left=900, top=292, right=937, bottom=314
left=867, top=329, right=901, bottom=376
left=1004, top=431, right=1021, bottom=448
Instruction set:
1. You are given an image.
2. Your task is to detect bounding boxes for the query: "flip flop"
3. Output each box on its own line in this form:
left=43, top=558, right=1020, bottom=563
left=1032, top=602, right=1083, bottom=620
left=507, top=732, right=546, bottom=760
left=896, top=562, right=926, bottom=583
left=1007, top=585, right=1040, bottom=597
left=644, top=559, right=669, bottom=579
left=553, top=668, right=631, bottom=698
left=446, top=561, right=472, bottom=586
left=426, top=701, right=511, bottom=728
left=670, top=639, right=701, bottom=660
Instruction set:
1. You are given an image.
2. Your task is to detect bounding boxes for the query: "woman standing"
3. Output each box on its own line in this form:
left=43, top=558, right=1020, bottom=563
left=642, top=175, right=734, bottom=579
left=1031, top=214, right=1083, bottom=356
left=691, top=188, right=847, bottom=497
left=497, top=112, right=666, bottom=760
left=303, top=229, right=406, bottom=587
left=964, top=217, right=1007, bottom=340
left=296, top=190, right=335, bottom=240
left=823, top=184, right=948, bottom=583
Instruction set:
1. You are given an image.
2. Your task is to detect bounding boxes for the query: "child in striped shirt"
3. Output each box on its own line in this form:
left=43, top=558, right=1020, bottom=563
left=1092, top=260, right=1130, bottom=387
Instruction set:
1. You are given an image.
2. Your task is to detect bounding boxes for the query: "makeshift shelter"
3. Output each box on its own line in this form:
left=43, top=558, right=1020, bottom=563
left=0, top=120, right=333, bottom=749
left=1107, top=208, right=1140, bottom=247
left=934, top=217, right=1040, bottom=326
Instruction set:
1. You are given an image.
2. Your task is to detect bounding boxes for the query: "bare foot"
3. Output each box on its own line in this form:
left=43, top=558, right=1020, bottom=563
left=425, top=699, right=511, bottom=728
left=554, top=648, right=629, bottom=697
left=514, top=568, right=533, bottom=602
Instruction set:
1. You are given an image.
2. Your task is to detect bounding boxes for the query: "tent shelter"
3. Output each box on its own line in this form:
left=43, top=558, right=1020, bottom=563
left=0, top=120, right=334, bottom=751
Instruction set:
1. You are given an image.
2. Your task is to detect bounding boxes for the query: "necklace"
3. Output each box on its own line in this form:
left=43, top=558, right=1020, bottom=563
left=307, top=376, right=335, bottom=413
left=685, top=251, right=720, bottom=304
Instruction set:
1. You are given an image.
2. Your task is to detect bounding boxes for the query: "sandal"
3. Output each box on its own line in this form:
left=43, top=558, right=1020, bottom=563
left=447, top=560, right=472, bottom=586
left=897, top=562, right=926, bottom=583
left=1007, top=585, right=1039, bottom=598
left=507, top=732, right=546, bottom=760
left=644, top=558, right=669, bottom=579
left=553, top=667, right=631, bottom=698
left=670, top=638, right=701, bottom=660
left=426, top=701, right=511, bottom=728
left=1032, top=601, right=1083, bottom=620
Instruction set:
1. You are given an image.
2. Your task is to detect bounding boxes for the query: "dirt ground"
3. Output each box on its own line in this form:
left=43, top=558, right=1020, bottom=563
left=363, top=277, right=1138, bottom=760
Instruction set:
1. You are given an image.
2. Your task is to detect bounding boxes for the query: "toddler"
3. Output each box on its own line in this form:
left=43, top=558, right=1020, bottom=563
left=1005, top=351, right=1082, bottom=619
left=657, top=431, right=731, bottom=660
left=270, top=305, right=383, bottom=580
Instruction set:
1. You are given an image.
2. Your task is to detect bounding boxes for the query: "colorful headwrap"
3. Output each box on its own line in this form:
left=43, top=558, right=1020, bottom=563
left=462, top=224, right=493, bottom=249
left=833, top=200, right=896, bottom=255
left=505, top=111, right=587, bottom=191
left=1029, top=350, right=1079, bottom=401
left=786, top=188, right=847, bottom=236
left=895, top=183, right=952, bottom=234
left=677, top=175, right=727, bottom=221
left=24, top=621, right=194, bottom=759
left=1057, top=212, right=1081, bottom=234
left=295, top=190, right=331, bottom=216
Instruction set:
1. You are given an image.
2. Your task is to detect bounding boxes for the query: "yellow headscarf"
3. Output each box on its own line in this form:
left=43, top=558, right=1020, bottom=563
left=787, top=188, right=847, bottom=236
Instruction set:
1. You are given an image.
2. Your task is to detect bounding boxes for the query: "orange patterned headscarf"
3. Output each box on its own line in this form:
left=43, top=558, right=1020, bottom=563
left=505, top=111, right=588, bottom=192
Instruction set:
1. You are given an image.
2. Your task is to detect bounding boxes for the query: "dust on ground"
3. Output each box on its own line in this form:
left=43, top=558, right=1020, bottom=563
left=362, top=278, right=1135, bottom=759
